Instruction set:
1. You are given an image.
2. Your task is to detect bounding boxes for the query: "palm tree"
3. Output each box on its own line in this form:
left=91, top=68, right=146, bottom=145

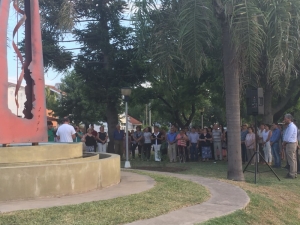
left=257, top=0, right=300, bottom=123
left=133, top=0, right=246, bottom=180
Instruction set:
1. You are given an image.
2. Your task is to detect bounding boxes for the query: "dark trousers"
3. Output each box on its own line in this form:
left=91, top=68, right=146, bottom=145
left=190, top=143, right=198, bottom=161
left=143, top=143, right=152, bottom=160
left=241, top=143, right=247, bottom=162
left=258, top=143, right=264, bottom=162
left=210, top=143, right=214, bottom=160
left=131, top=143, right=142, bottom=159
left=114, top=140, right=123, bottom=156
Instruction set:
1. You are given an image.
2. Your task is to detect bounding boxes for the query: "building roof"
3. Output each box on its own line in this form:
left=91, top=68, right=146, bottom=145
left=129, top=116, right=142, bottom=125
left=45, top=84, right=64, bottom=95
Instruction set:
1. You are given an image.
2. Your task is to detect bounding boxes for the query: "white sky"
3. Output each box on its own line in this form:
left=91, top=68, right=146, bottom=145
left=6, top=1, right=133, bottom=86
left=6, top=3, right=77, bottom=86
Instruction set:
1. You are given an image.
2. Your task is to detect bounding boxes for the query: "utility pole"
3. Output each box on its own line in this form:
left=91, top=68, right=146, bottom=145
left=145, top=104, right=148, bottom=125
left=149, top=103, right=151, bottom=126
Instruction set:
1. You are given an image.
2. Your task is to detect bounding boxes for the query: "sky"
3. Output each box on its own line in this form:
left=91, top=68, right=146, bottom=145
left=6, top=3, right=77, bottom=86
left=6, top=1, right=133, bottom=86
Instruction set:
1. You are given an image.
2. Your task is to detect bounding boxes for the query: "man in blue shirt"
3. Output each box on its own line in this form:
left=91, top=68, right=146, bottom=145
left=167, top=127, right=177, bottom=162
left=270, top=123, right=281, bottom=168
left=114, top=124, right=124, bottom=158
left=188, top=127, right=199, bottom=162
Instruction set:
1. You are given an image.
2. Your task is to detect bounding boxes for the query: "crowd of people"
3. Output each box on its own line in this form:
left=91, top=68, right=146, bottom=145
left=113, top=123, right=228, bottom=163
left=47, top=113, right=300, bottom=179
left=242, top=114, right=299, bottom=179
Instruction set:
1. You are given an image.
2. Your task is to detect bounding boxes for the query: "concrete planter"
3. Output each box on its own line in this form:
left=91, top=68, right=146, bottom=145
left=0, top=143, right=120, bottom=201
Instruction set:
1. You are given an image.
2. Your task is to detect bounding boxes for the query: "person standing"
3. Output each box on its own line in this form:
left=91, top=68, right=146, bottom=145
left=240, top=124, right=248, bottom=163
left=74, top=126, right=83, bottom=142
left=90, top=125, right=98, bottom=137
left=207, top=128, right=214, bottom=160
left=131, top=126, right=143, bottom=159
left=47, top=121, right=55, bottom=142
left=221, top=126, right=227, bottom=160
left=167, top=127, right=177, bottom=162
left=199, top=128, right=212, bottom=162
left=143, top=127, right=152, bottom=160
left=176, top=129, right=189, bottom=163
left=123, top=131, right=132, bottom=159
left=56, top=117, right=76, bottom=142
left=151, top=126, right=164, bottom=162
left=212, top=124, right=222, bottom=161
left=262, top=124, right=272, bottom=165
left=257, top=124, right=265, bottom=163
left=188, top=127, right=199, bottom=162
left=113, top=124, right=124, bottom=158
left=184, top=127, right=191, bottom=162
left=270, top=123, right=281, bottom=168
left=245, top=127, right=256, bottom=165
left=97, top=126, right=108, bottom=153
left=82, top=128, right=97, bottom=152
left=282, top=114, right=298, bottom=179
left=90, top=125, right=98, bottom=151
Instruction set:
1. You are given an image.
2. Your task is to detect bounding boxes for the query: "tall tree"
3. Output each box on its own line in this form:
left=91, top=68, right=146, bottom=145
left=52, top=71, right=105, bottom=125
left=70, top=0, right=146, bottom=152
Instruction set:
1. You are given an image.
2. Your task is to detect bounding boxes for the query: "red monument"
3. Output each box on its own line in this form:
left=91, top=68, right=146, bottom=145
left=0, top=0, right=47, bottom=144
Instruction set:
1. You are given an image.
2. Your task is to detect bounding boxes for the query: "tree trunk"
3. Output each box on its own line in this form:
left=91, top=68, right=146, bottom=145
left=263, top=85, right=273, bottom=124
left=222, top=21, right=245, bottom=181
left=106, top=102, right=119, bottom=153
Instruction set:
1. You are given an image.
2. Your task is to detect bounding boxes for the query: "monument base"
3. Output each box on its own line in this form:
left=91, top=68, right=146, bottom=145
left=0, top=143, right=120, bottom=201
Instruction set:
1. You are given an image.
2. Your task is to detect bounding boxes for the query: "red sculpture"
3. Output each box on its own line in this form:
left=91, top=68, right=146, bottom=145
left=0, top=0, right=47, bottom=144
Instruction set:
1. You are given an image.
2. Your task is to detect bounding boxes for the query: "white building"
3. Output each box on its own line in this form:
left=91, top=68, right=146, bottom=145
left=8, top=82, right=25, bottom=117
left=119, top=114, right=142, bottom=131
left=7, top=82, right=62, bottom=118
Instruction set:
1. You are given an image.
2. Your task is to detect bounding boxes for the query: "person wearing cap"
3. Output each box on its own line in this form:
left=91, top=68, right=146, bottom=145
left=282, top=114, right=298, bottom=179
left=56, top=117, right=76, bottom=142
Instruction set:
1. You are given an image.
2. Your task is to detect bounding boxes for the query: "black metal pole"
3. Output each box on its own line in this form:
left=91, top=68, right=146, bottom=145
left=255, top=115, right=258, bottom=184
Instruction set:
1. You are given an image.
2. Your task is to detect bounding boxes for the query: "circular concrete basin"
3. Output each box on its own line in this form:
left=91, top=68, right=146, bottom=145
left=0, top=143, right=120, bottom=201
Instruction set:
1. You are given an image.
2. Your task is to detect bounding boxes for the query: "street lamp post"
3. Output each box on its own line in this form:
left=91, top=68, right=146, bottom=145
left=200, top=108, right=204, bottom=129
left=121, top=87, right=132, bottom=169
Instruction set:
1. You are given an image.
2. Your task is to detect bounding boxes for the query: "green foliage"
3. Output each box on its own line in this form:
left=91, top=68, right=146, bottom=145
left=52, top=71, right=105, bottom=125
left=45, top=87, right=58, bottom=110
left=131, top=0, right=224, bottom=128
left=133, top=0, right=214, bottom=79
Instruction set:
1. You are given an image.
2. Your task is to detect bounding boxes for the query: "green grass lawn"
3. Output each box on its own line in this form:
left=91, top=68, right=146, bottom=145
left=0, top=172, right=209, bottom=225
left=129, top=159, right=300, bottom=225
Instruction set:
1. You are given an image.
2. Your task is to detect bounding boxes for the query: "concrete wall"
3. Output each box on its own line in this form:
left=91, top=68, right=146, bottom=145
left=0, top=153, right=120, bottom=201
left=0, top=143, right=83, bottom=164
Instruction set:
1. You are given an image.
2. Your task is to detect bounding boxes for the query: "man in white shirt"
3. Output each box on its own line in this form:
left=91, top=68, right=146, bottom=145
left=282, top=114, right=298, bottom=179
left=56, top=117, right=76, bottom=143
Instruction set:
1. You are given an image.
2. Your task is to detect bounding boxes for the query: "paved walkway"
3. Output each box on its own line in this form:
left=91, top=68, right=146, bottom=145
left=126, top=171, right=250, bottom=225
left=0, top=170, right=250, bottom=225
left=0, top=171, right=155, bottom=213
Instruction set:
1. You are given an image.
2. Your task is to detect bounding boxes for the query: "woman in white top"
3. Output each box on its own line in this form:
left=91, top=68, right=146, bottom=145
left=262, top=124, right=272, bottom=165
left=143, top=127, right=152, bottom=160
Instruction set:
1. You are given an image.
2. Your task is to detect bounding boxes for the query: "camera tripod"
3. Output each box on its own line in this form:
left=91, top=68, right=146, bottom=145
left=243, top=115, right=281, bottom=184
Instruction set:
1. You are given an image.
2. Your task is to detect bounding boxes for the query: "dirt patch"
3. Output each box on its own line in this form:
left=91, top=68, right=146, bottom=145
left=133, top=166, right=187, bottom=173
